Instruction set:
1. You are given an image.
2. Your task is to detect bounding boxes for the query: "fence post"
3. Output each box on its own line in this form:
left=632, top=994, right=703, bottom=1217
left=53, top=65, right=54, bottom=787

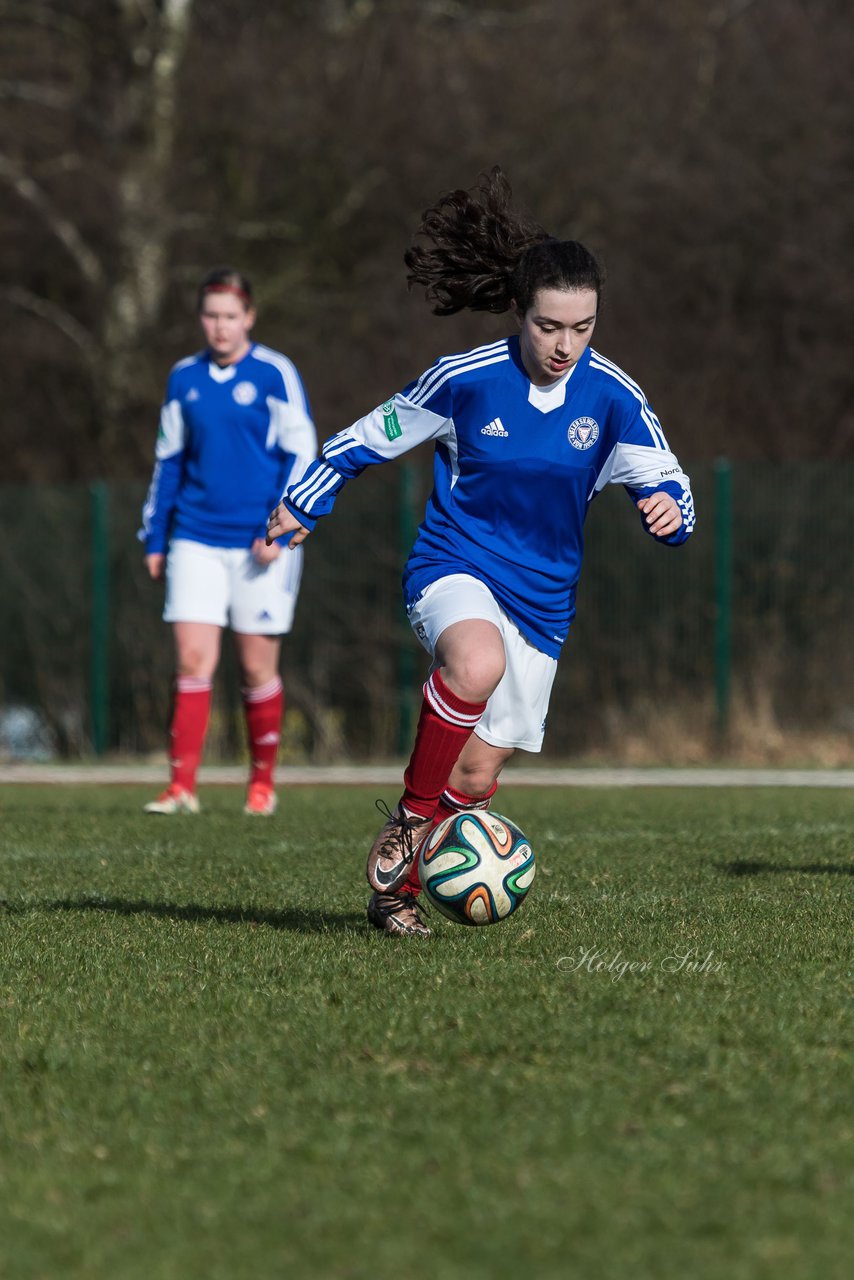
left=397, top=461, right=419, bottom=754
left=714, top=458, right=733, bottom=741
left=89, top=481, right=110, bottom=755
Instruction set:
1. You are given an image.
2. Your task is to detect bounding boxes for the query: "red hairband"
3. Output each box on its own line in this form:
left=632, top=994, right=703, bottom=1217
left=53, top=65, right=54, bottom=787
left=202, top=283, right=251, bottom=304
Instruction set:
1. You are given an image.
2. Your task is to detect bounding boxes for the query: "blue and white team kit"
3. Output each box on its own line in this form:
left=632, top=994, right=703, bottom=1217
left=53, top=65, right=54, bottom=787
left=281, top=336, right=695, bottom=750
left=141, top=342, right=317, bottom=634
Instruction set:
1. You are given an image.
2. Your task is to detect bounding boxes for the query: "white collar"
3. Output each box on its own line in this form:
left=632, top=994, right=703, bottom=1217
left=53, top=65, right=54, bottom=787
left=527, top=363, right=575, bottom=413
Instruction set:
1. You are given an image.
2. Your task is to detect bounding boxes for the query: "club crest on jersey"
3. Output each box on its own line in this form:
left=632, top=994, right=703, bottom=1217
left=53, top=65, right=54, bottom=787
left=233, top=381, right=258, bottom=406
left=567, top=416, right=599, bottom=450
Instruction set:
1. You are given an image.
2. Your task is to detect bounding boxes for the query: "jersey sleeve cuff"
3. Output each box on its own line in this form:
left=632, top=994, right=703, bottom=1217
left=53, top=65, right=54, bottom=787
left=282, top=496, right=318, bottom=531
left=630, top=480, right=695, bottom=545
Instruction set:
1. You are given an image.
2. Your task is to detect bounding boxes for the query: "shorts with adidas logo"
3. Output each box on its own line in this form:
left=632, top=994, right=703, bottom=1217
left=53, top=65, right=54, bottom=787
left=406, top=573, right=558, bottom=752
left=163, top=538, right=302, bottom=634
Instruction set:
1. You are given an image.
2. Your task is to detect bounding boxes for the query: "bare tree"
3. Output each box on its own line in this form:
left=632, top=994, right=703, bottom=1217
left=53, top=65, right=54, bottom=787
left=1, top=0, right=851, bottom=478
left=0, top=0, right=193, bottom=471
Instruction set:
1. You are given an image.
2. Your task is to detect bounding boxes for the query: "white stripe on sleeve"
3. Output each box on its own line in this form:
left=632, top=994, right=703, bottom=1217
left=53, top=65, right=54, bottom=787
left=155, top=399, right=186, bottom=460
left=593, top=442, right=691, bottom=494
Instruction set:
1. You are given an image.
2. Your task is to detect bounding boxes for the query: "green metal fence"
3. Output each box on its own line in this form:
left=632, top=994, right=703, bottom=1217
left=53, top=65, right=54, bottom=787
left=1, top=462, right=851, bottom=762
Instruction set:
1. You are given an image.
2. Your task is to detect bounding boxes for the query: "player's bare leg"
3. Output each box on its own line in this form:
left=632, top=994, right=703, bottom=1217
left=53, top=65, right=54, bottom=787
left=447, top=735, right=515, bottom=800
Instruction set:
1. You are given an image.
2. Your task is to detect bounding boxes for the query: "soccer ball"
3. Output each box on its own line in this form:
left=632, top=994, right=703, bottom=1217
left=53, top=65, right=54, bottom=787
left=418, top=810, right=535, bottom=926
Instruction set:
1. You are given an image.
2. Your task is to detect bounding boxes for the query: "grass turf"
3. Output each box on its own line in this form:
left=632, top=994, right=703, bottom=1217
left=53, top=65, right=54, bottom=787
left=0, top=783, right=851, bottom=1279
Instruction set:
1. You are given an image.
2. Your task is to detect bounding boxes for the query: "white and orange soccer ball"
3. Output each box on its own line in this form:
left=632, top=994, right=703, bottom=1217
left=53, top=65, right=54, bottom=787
left=417, top=810, right=536, bottom=926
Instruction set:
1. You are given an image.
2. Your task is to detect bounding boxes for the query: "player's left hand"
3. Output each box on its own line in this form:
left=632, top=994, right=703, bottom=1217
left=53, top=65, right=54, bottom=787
left=251, top=538, right=281, bottom=565
left=636, top=491, right=683, bottom=537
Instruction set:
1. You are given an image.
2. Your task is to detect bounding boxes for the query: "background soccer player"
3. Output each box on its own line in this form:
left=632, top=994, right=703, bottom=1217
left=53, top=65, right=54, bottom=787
left=141, top=267, right=317, bottom=816
left=266, top=169, right=694, bottom=932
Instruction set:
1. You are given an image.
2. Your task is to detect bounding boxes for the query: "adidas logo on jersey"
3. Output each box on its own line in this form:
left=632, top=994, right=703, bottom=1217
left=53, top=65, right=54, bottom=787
left=480, top=417, right=508, bottom=437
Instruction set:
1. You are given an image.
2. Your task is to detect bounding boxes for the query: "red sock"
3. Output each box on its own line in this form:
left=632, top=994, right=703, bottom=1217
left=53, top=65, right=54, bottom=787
left=243, top=677, right=283, bottom=788
left=170, top=676, right=212, bottom=794
left=402, top=782, right=499, bottom=895
left=401, top=670, right=487, bottom=821
left=434, top=780, right=498, bottom=826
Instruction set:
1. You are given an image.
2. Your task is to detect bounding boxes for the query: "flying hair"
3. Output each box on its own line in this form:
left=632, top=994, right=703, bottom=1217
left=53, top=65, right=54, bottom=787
left=404, top=167, right=603, bottom=317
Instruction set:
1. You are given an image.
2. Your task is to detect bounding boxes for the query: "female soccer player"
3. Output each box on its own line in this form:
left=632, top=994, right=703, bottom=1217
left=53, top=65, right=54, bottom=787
left=141, top=267, right=317, bottom=816
left=267, top=169, right=695, bottom=932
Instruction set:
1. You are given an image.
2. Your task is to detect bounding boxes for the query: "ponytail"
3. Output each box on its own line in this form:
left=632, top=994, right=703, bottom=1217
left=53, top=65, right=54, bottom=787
left=404, top=168, right=603, bottom=316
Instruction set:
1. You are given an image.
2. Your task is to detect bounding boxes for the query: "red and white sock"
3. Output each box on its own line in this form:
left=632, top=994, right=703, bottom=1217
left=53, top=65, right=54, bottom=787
left=169, top=676, right=212, bottom=795
left=434, top=779, right=498, bottom=826
left=243, top=676, right=283, bottom=788
left=400, top=669, right=487, bottom=821
left=402, top=779, right=499, bottom=897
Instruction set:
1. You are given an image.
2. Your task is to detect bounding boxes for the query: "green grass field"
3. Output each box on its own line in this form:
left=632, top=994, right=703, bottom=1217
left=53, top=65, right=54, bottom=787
left=0, top=783, right=851, bottom=1279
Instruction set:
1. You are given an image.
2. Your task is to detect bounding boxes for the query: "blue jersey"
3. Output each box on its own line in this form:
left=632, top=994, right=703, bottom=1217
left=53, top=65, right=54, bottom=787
left=283, top=337, right=694, bottom=658
left=141, top=342, right=317, bottom=554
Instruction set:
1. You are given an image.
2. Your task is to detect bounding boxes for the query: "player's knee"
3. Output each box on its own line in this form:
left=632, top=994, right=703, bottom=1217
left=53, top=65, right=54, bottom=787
left=176, top=649, right=216, bottom=679
left=452, top=758, right=499, bottom=797
left=450, top=741, right=514, bottom=799
left=238, top=658, right=267, bottom=687
left=442, top=649, right=505, bottom=704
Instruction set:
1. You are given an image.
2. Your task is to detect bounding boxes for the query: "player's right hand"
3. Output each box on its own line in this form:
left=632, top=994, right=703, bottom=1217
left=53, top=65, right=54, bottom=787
left=266, top=501, right=310, bottom=548
left=145, top=553, right=165, bottom=580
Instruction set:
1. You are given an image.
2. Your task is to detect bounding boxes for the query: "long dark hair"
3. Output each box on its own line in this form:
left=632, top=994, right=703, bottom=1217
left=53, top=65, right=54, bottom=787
left=404, top=167, right=603, bottom=316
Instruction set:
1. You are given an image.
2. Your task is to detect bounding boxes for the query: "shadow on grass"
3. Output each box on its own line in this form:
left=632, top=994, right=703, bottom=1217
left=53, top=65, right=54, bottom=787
left=0, top=897, right=365, bottom=933
left=720, top=860, right=854, bottom=877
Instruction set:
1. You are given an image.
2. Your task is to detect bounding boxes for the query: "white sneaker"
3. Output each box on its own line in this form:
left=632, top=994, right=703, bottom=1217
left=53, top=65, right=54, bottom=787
left=144, top=785, right=200, bottom=815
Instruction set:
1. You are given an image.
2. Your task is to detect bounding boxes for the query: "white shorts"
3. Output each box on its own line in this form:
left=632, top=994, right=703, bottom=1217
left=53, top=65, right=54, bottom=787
left=163, top=539, right=303, bottom=634
left=406, top=574, right=558, bottom=752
